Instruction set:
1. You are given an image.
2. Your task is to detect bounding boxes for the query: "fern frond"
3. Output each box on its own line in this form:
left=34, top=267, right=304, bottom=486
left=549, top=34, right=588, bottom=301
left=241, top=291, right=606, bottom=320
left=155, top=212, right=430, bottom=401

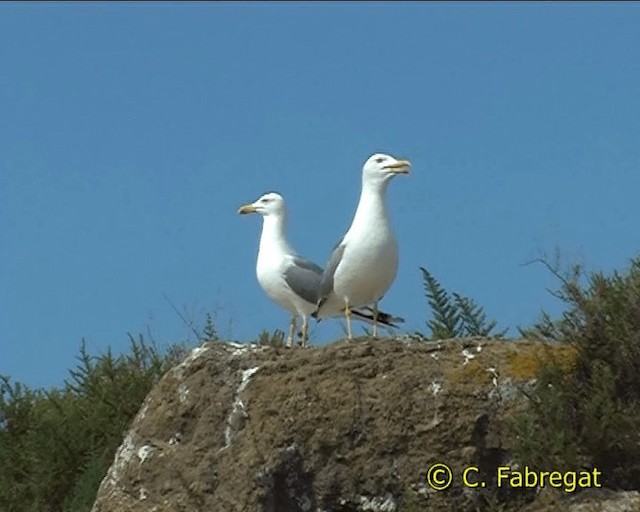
left=453, top=293, right=506, bottom=338
left=420, top=266, right=507, bottom=340
left=420, top=266, right=460, bottom=339
left=201, top=313, right=219, bottom=342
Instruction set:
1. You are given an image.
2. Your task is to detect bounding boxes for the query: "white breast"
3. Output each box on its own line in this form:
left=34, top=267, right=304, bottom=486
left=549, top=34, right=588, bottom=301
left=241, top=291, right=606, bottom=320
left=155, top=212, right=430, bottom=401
left=333, top=226, right=399, bottom=307
left=256, top=249, right=316, bottom=317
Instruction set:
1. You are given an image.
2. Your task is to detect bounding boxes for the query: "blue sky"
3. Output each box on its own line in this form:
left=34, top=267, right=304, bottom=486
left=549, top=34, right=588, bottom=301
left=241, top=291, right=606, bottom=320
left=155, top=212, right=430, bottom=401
left=2, top=3, right=639, bottom=388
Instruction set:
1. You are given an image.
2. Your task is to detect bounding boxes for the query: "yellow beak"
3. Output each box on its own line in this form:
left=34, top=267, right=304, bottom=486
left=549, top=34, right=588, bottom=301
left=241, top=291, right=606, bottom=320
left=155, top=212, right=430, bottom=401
left=384, top=158, right=411, bottom=174
left=237, top=203, right=258, bottom=215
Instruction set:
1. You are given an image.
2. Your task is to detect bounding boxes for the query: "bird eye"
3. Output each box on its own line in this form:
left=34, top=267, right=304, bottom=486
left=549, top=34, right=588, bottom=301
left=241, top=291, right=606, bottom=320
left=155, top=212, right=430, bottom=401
left=375, top=157, right=385, bottom=164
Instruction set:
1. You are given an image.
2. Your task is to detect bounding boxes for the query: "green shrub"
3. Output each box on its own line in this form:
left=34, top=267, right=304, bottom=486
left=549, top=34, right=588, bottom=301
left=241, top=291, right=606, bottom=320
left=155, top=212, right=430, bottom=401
left=256, top=328, right=286, bottom=348
left=514, top=256, right=640, bottom=489
left=0, top=334, right=187, bottom=512
left=201, top=312, right=220, bottom=342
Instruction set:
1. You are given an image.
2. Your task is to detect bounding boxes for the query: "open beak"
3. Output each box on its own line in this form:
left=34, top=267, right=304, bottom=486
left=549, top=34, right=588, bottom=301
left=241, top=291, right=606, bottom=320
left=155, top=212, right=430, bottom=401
left=384, top=158, right=411, bottom=174
left=237, top=203, right=258, bottom=215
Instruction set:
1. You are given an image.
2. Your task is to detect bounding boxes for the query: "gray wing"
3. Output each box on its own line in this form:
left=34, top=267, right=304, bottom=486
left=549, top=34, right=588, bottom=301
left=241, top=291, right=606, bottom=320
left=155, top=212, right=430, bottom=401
left=283, top=256, right=324, bottom=305
left=318, top=242, right=346, bottom=302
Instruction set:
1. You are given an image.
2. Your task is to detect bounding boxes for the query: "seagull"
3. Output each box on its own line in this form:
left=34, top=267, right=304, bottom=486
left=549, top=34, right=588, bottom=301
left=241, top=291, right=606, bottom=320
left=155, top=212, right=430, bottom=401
left=313, top=153, right=411, bottom=339
left=238, top=192, right=402, bottom=347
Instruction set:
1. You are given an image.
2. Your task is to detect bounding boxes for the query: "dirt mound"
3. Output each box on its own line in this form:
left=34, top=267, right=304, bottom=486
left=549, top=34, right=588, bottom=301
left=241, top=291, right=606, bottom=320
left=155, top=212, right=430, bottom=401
left=91, top=337, right=639, bottom=512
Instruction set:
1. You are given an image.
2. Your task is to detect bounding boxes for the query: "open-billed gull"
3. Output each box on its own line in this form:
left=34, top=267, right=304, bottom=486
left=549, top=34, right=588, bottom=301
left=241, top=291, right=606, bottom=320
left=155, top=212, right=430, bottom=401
left=238, top=192, right=402, bottom=347
left=313, top=153, right=411, bottom=339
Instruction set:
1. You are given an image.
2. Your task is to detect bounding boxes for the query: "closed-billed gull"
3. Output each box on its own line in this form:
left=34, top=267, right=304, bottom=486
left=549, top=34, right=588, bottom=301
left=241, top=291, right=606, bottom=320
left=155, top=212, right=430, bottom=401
left=313, top=153, right=411, bottom=339
left=238, top=192, right=402, bottom=347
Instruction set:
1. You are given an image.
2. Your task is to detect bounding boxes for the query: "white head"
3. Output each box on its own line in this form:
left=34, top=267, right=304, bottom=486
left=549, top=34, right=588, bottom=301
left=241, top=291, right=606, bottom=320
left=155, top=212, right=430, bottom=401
left=361, top=153, right=411, bottom=189
left=237, top=191, right=286, bottom=218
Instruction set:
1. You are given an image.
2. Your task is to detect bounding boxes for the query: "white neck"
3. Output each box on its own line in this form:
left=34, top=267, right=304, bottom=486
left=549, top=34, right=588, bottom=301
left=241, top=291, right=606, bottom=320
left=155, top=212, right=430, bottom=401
left=346, top=180, right=391, bottom=237
left=259, top=214, right=293, bottom=257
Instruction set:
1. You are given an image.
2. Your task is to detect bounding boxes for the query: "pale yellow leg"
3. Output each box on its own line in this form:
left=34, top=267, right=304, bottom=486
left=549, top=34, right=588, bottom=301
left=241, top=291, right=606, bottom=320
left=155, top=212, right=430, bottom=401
left=286, top=317, right=296, bottom=348
left=372, top=301, right=379, bottom=338
left=345, top=298, right=353, bottom=340
left=301, top=316, right=309, bottom=348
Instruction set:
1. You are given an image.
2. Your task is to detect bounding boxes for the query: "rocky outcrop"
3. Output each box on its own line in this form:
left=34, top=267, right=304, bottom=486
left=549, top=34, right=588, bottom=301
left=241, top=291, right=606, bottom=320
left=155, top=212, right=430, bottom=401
left=91, top=337, right=639, bottom=512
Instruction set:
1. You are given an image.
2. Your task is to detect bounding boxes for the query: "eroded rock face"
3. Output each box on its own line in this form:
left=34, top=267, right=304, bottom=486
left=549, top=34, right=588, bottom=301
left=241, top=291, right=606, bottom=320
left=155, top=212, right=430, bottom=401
left=90, top=338, right=638, bottom=512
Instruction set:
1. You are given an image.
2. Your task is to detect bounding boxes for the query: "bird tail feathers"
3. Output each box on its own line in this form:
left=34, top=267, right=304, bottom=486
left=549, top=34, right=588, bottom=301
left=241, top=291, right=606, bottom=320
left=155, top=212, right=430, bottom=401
left=350, top=307, right=404, bottom=328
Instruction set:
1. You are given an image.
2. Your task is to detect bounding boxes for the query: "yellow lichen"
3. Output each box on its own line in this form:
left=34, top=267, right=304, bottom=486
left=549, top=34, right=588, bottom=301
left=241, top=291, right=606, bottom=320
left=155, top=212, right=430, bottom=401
left=444, top=342, right=579, bottom=386
left=505, top=343, right=578, bottom=380
left=446, top=359, right=494, bottom=386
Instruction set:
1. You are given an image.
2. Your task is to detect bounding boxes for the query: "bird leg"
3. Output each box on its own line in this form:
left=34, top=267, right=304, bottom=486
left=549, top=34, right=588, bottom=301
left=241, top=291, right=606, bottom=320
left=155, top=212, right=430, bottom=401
left=372, top=301, right=379, bottom=338
left=286, top=317, right=296, bottom=348
left=344, top=298, right=353, bottom=340
left=301, top=316, right=309, bottom=348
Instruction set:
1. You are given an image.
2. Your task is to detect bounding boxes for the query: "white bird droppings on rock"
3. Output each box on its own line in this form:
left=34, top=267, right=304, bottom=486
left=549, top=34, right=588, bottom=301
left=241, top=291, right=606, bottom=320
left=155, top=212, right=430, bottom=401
left=102, top=431, right=136, bottom=488
left=358, top=492, right=397, bottom=511
left=137, top=444, right=154, bottom=464
left=222, top=366, right=261, bottom=449
left=189, top=345, right=209, bottom=359
left=177, top=383, right=190, bottom=403
left=172, top=345, right=210, bottom=379
left=137, top=401, right=149, bottom=421
left=169, top=432, right=182, bottom=445
left=487, top=367, right=499, bottom=388
left=461, top=348, right=476, bottom=365
left=226, top=342, right=266, bottom=358
left=239, top=366, right=260, bottom=391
